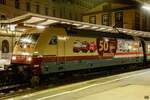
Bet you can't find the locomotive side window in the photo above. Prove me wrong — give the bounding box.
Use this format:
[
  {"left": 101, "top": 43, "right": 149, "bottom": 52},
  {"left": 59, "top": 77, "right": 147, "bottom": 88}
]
[{"left": 49, "top": 36, "right": 57, "bottom": 45}]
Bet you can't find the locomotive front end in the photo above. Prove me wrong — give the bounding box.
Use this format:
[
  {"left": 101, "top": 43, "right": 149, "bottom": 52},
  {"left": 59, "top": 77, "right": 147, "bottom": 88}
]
[{"left": 11, "top": 32, "right": 41, "bottom": 74}]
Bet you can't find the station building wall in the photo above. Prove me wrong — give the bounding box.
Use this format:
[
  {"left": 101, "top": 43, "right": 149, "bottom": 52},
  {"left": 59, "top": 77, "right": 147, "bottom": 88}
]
[{"left": 82, "top": 2, "right": 150, "bottom": 32}]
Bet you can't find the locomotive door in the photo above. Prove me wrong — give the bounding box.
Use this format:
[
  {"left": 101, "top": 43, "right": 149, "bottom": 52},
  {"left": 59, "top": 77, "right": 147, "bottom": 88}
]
[{"left": 57, "top": 36, "right": 66, "bottom": 70}]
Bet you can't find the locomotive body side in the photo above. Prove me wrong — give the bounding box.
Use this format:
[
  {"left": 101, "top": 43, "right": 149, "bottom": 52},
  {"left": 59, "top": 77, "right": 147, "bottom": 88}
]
[{"left": 34, "top": 27, "right": 144, "bottom": 75}]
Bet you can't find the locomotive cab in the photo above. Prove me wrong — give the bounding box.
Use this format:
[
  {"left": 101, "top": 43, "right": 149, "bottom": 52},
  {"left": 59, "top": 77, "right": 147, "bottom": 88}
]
[
  {"left": 11, "top": 32, "right": 40, "bottom": 65},
  {"left": 11, "top": 26, "right": 67, "bottom": 76}
]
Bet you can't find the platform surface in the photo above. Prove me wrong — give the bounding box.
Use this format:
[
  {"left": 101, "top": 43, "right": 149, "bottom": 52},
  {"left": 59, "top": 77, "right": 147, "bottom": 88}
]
[
  {"left": 77, "top": 85, "right": 150, "bottom": 100},
  {"left": 3, "top": 68, "right": 150, "bottom": 100}
]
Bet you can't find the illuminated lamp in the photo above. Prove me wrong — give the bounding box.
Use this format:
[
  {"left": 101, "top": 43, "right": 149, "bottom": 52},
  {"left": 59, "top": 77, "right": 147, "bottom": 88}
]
[
  {"left": 142, "top": 4, "right": 150, "bottom": 11},
  {"left": 27, "top": 57, "right": 32, "bottom": 62},
  {"left": 12, "top": 56, "right": 16, "bottom": 60},
  {"left": 36, "top": 25, "right": 45, "bottom": 29}
]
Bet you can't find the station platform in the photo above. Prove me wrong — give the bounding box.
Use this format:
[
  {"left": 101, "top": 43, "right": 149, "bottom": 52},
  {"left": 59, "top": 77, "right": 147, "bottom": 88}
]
[
  {"left": 78, "top": 85, "right": 150, "bottom": 100},
  {"left": 3, "top": 68, "right": 150, "bottom": 100}
]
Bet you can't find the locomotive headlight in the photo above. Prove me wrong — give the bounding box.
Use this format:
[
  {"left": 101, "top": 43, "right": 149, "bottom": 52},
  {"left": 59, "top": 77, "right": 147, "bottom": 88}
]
[
  {"left": 128, "top": 46, "right": 132, "bottom": 49},
  {"left": 27, "top": 57, "right": 32, "bottom": 62},
  {"left": 23, "top": 44, "right": 27, "bottom": 49},
  {"left": 12, "top": 56, "right": 16, "bottom": 60}
]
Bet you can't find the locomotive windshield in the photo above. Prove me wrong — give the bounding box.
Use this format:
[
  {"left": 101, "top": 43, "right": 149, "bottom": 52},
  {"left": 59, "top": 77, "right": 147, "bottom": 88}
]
[{"left": 19, "top": 33, "right": 40, "bottom": 44}]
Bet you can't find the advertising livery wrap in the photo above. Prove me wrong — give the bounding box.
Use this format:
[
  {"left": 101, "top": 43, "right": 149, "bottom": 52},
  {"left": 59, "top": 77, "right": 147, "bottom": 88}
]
[{"left": 97, "top": 37, "right": 117, "bottom": 58}]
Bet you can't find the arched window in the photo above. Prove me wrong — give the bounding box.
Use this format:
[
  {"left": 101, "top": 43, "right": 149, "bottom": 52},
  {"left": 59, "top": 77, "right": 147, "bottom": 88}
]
[
  {"left": 15, "top": 0, "right": 20, "bottom": 9},
  {"left": 0, "top": 0, "right": 6, "bottom": 5},
  {"left": 2, "top": 40, "right": 9, "bottom": 53},
  {"left": 1, "top": 15, "right": 6, "bottom": 20}
]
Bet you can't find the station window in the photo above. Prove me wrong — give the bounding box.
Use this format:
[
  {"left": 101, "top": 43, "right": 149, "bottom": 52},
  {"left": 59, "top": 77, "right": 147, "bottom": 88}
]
[
  {"left": 53, "top": 8, "right": 56, "bottom": 17},
  {"left": 1, "top": 15, "right": 6, "bottom": 20},
  {"left": 60, "top": 9, "right": 62, "bottom": 18},
  {"left": 135, "top": 11, "right": 140, "bottom": 30},
  {"left": 89, "top": 16, "right": 96, "bottom": 24},
  {"left": 102, "top": 4, "right": 109, "bottom": 11},
  {"left": 69, "top": 12, "right": 72, "bottom": 20},
  {"left": 52, "top": 0, "right": 56, "bottom": 2},
  {"left": 2, "top": 40, "right": 9, "bottom": 53},
  {"left": 26, "top": 2, "right": 31, "bottom": 11},
  {"left": 115, "top": 11, "right": 123, "bottom": 28},
  {"left": 141, "top": 14, "right": 147, "bottom": 31},
  {"left": 36, "top": 4, "right": 40, "bottom": 14},
  {"left": 102, "top": 14, "right": 109, "bottom": 26},
  {"left": 15, "top": 0, "right": 20, "bottom": 9},
  {"left": 45, "top": 7, "right": 48, "bottom": 15},
  {"left": 49, "top": 36, "right": 57, "bottom": 45},
  {"left": 0, "top": 0, "right": 6, "bottom": 5}
]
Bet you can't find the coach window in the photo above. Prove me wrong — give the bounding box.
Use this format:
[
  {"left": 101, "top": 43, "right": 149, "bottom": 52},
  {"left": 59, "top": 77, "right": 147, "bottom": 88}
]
[{"left": 49, "top": 36, "right": 57, "bottom": 45}]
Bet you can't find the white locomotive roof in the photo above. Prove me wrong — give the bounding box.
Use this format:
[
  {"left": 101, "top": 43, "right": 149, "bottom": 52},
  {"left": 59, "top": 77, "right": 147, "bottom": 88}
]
[{"left": 0, "top": 13, "right": 150, "bottom": 38}]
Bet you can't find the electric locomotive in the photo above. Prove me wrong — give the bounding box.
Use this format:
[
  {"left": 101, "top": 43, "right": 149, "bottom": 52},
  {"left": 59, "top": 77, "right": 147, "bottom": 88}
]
[
  {"left": 10, "top": 24, "right": 149, "bottom": 83},
  {"left": 1, "top": 13, "right": 148, "bottom": 84}
]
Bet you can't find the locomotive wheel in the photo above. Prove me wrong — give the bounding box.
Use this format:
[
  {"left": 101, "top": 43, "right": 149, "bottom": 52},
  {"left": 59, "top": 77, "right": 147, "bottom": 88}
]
[{"left": 30, "top": 76, "right": 40, "bottom": 87}]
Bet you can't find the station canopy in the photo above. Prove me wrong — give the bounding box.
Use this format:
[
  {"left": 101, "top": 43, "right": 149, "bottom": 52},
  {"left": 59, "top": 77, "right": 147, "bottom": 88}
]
[{"left": 0, "top": 13, "right": 150, "bottom": 38}]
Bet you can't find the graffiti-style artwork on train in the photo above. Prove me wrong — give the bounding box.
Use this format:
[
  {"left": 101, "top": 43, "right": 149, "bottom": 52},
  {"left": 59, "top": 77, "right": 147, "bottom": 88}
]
[
  {"left": 73, "top": 40, "right": 97, "bottom": 53},
  {"left": 89, "top": 42, "right": 97, "bottom": 52},
  {"left": 117, "top": 39, "right": 140, "bottom": 52},
  {"left": 97, "top": 37, "right": 117, "bottom": 58},
  {"left": 73, "top": 40, "right": 82, "bottom": 53},
  {"left": 118, "top": 39, "right": 130, "bottom": 52}
]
